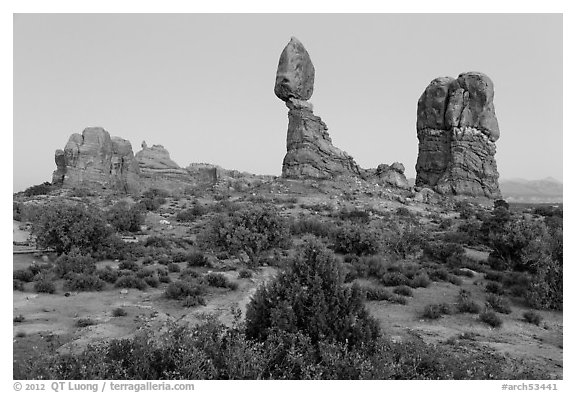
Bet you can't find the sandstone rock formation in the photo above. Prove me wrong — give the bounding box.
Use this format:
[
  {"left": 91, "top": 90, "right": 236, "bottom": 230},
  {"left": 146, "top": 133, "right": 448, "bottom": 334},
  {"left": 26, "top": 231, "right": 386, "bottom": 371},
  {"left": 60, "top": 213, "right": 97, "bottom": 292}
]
[
  {"left": 275, "top": 37, "right": 362, "bottom": 179},
  {"left": 416, "top": 72, "right": 501, "bottom": 198},
  {"left": 52, "top": 127, "right": 140, "bottom": 192}
]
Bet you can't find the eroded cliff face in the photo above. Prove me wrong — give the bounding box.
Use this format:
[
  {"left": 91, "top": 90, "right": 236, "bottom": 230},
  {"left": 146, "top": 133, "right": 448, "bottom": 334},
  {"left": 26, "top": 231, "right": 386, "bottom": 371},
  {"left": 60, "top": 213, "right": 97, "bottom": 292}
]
[
  {"left": 416, "top": 72, "right": 501, "bottom": 198},
  {"left": 52, "top": 127, "right": 140, "bottom": 192}
]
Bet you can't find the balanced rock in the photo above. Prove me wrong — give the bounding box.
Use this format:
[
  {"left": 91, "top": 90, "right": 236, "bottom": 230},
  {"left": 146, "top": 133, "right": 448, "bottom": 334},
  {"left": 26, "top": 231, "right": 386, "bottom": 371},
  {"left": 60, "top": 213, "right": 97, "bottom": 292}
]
[
  {"left": 274, "top": 37, "right": 315, "bottom": 101},
  {"left": 52, "top": 127, "right": 140, "bottom": 192},
  {"left": 276, "top": 38, "right": 361, "bottom": 179},
  {"left": 416, "top": 72, "right": 501, "bottom": 198}
]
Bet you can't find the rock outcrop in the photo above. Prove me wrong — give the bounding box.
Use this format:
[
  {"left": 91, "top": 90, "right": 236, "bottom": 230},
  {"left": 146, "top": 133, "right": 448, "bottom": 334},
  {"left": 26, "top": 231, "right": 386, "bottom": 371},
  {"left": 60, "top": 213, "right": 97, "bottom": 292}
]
[
  {"left": 52, "top": 127, "right": 140, "bottom": 192},
  {"left": 416, "top": 72, "right": 501, "bottom": 198},
  {"left": 276, "top": 37, "right": 361, "bottom": 179}
]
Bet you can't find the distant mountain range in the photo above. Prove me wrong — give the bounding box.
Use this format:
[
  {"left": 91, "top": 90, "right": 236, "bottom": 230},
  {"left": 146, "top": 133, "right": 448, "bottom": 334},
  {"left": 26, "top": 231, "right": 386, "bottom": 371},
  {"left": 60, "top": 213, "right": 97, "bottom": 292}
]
[
  {"left": 407, "top": 177, "right": 563, "bottom": 203},
  {"left": 499, "top": 177, "right": 563, "bottom": 203}
]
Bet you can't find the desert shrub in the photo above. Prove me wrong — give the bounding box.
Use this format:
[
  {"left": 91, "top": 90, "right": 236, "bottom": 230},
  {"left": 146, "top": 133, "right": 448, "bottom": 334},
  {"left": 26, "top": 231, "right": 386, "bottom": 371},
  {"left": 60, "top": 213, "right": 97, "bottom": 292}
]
[
  {"left": 447, "top": 274, "right": 462, "bottom": 286},
  {"left": 337, "top": 207, "right": 370, "bottom": 222},
  {"left": 390, "top": 294, "right": 408, "bottom": 305},
  {"left": 485, "top": 294, "right": 512, "bottom": 314},
  {"left": 187, "top": 252, "right": 208, "bottom": 267},
  {"left": 485, "top": 281, "right": 505, "bottom": 295},
  {"left": 114, "top": 275, "right": 147, "bottom": 290},
  {"left": 159, "top": 275, "right": 171, "bottom": 284},
  {"left": 144, "top": 236, "right": 170, "bottom": 249},
  {"left": 423, "top": 241, "right": 465, "bottom": 263},
  {"left": 23, "top": 182, "right": 55, "bottom": 197},
  {"left": 238, "top": 268, "right": 253, "bottom": 279},
  {"left": 182, "top": 295, "right": 207, "bottom": 308},
  {"left": 332, "top": 223, "right": 380, "bottom": 256},
  {"left": 14, "top": 269, "right": 35, "bottom": 283},
  {"left": 452, "top": 268, "right": 475, "bottom": 278},
  {"left": 175, "top": 204, "right": 207, "bottom": 222},
  {"left": 289, "top": 217, "right": 333, "bottom": 238},
  {"left": 393, "top": 285, "right": 413, "bottom": 297},
  {"left": 428, "top": 267, "right": 450, "bottom": 282},
  {"left": 135, "top": 268, "right": 155, "bottom": 278},
  {"left": 144, "top": 276, "right": 159, "bottom": 288},
  {"left": 200, "top": 205, "right": 290, "bottom": 264},
  {"left": 14, "top": 314, "right": 25, "bottom": 323},
  {"left": 54, "top": 251, "right": 96, "bottom": 277},
  {"left": 363, "top": 286, "right": 393, "bottom": 301},
  {"left": 485, "top": 271, "right": 505, "bottom": 282},
  {"left": 422, "top": 303, "right": 454, "bottom": 319},
  {"left": 479, "top": 310, "right": 503, "bottom": 328},
  {"left": 167, "top": 263, "right": 181, "bottom": 273},
  {"left": 106, "top": 202, "right": 146, "bottom": 233},
  {"left": 64, "top": 273, "right": 105, "bottom": 292},
  {"left": 34, "top": 279, "right": 56, "bottom": 294},
  {"left": 456, "top": 289, "right": 482, "bottom": 314},
  {"left": 380, "top": 272, "right": 409, "bottom": 287},
  {"left": 138, "top": 189, "right": 168, "bottom": 212},
  {"left": 165, "top": 280, "right": 206, "bottom": 300},
  {"left": 382, "top": 223, "right": 424, "bottom": 259},
  {"left": 118, "top": 260, "right": 139, "bottom": 272},
  {"left": 96, "top": 267, "right": 119, "bottom": 284},
  {"left": 204, "top": 272, "right": 237, "bottom": 290},
  {"left": 409, "top": 272, "right": 432, "bottom": 288},
  {"left": 454, "top": 201, "right": 477, "bottom": 220},
  {"left": 32, "top": 202, "right": 114, "bottom": 256},
  {"left": 112, "top": 308, "right": 127, "bottom": 317},
  {"left": 245, "top": 238, "right": 380, "bottom": 347},
  {"left": 179, "top": 268, "right": 201, "bottom": 280},
  {"left": 523, "top": 310, "right": 542, "bottom": 326},
  {"left": 524, "top": 258, "right": 563, "bottom": 311},
  {"left": 395, "top": 207, "right": 412, "bottom": 217},
  {"left": 76, "top": 318, "right": 97, "bottom": 328},
  {"left": 13, "top": 280, "right": 25, "bottom": 291}
]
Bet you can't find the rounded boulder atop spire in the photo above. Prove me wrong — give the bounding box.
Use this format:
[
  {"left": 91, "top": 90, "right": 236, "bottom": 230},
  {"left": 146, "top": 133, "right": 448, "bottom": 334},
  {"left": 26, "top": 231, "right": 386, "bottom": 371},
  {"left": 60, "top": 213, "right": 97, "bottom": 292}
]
[{"left": 274, "top": 37, "right": 315, "bottom": 101}]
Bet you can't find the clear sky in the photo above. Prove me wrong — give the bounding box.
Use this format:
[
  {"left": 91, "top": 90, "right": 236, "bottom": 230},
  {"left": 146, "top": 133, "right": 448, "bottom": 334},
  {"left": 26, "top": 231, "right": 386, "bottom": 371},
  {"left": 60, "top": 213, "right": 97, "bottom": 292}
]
[{"left": 13, "top": 13, "right": 562, "bottom": 191}]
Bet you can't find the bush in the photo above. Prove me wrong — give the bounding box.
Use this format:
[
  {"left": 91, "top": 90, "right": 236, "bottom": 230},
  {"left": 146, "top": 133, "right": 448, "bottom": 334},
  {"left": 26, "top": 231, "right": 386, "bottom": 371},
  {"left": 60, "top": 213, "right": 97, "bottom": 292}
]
[
  {"left": 382, "top": 223, "right": 424, "bottom": 259},
  {"left": 380, "top": 272, "right": 409, "bottom": 287},
  {"left": 422, "top": 303, "right": 454, "bottom": 319},
  {"left": 238, "top": 269, "right": 253, "bottom": 279},
  {"left": 96, "top": 267, "right": 119, "bottom": 284},
  {"left": 144, "top": 276, "right": 160, "bottom": 288},
  {"left": 523, "top": 310, "right": 542, "bottom": 326},
  {"left": 112, "top": 308, "right": 128, "bottom": 317},
  {"left": 179, "top": 268, "right": 201, "bottom": 280},
  {"left": 204, "top": 272, "right": 237, "bottom": 290},
  {"left": 118, "top": 260, "right": 139, "bottom": 272},
  {"left": 175, "top": 204, "right": 207, "bottom": 222},
  {"left": 167, "top": 263, "right": 181, "bottom": 273},
  {"left": 76, "top": 318, "right": 97, "bottom": 327},
  {"left": 13, "top": 280, "right": 25, "bottom": 291},
  {"left": 187, "top": 252, "right": 208, "bottom": 267},
  {"left": 32, "top": 202, "right": 114, "bottom": 255},
  {"left": 332, "top": 223, "right": 380, "bottom": 256},
  {"left": 200, "top": 205, "right": 290, "bottom": 264},
  {"left": 106, "top": 202, "right": 146, "bottom": 233},
  {"left": 479, "top": 310, "right": 503, "bottom": 328},
  {"left": 144, "top": 236, "right": 170, "bottom": 249},
  {"left": 54, "top": 251, "right": 96, "bottom": 277},
  {"left": 65, "top": 273, "right": 105, "bottom": 292},
  {"left": 23, "top": 182, "right": 54, "bottom": 197},
  {"left": 114, "top": 275, "right": 147, "bottom": 290},
  {"left": 14, "top": 314, "right": 25, "bottom": 323},
  {"left": 182, "top": 295, "right": 207, "bottom": 308},
  {"left": 485, "top": 294, "right": 512, "bottom": 314},
  {"left": 456, "top": 290, "right": 482, "bottom": 314},
  {"left": 409, "top": 272, "right": 432, "bottom": 288},
  {"left": 245, "top": 238, "right": 380, "bottom": 347},
  {"left": 14, "top": 269, "right": 35, "bottom": 283},
  {"left": 289, "top": 217, "right": 333, "bottom": 238},
  {"left": 428, "top": 268, "right": 450, "bottom": 282},
  {"left": 34, "top": 279, "right": 56, "bottom": 294},
  {"left": 485, "top": 281, "right": 505, "bottom": 295},
  {"left": 159, "top": 275, "right": 171, "bottom": 284},
  {"left": 393, "top": 285, "right": 413, "bottom": 297},
  {"left": 363, "top": 286, "right": 392, "bottom": 301},
  {"left": 423, "top": 241, "right": 465, "bottom": 263},
  {"left": 165, "top": 280, "right": 206, "bottom": 300}
]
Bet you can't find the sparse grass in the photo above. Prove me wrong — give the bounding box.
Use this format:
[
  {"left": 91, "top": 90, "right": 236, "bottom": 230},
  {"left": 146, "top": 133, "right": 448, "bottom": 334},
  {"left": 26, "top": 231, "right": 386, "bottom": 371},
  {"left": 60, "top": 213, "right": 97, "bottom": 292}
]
[
  {"left": 523, "top": 310, "right": 543, "bottom": 326},
  {"left": 479, "top": 310, "right": 503, "bottom": 328}
]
